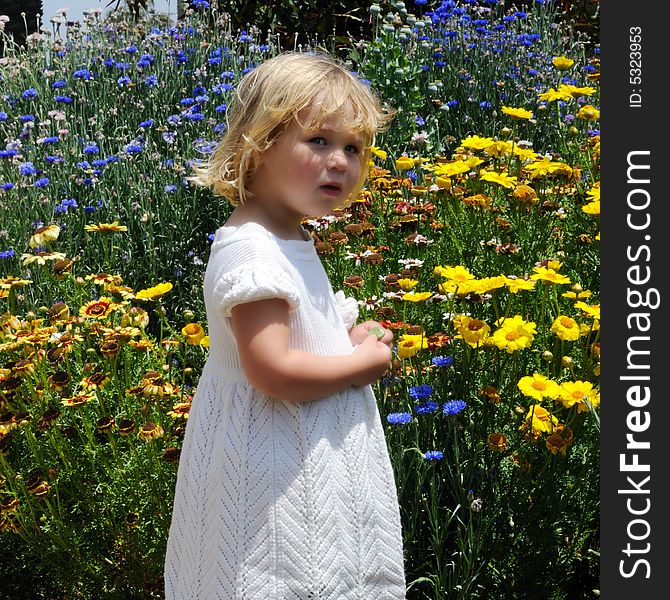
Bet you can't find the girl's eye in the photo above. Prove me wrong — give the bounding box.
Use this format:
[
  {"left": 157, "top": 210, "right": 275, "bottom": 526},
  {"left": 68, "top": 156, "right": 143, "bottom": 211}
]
[
  {"left": 310, "top": 137, "right": 327, "bottom": 145},
  {"left": 346, "top": 144, "right": 360, "bottom": 154}
]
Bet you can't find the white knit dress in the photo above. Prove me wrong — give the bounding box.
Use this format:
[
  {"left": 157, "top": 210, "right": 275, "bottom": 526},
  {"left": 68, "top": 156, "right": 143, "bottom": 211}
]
[{"left": 164, "top": 221, "right": 406, "bottom": 599}]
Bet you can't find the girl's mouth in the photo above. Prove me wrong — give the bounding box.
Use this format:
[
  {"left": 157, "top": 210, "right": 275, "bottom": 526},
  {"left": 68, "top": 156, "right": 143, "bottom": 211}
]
[{"left": 320, "top": 184, "right": 342, "bottom": 196}]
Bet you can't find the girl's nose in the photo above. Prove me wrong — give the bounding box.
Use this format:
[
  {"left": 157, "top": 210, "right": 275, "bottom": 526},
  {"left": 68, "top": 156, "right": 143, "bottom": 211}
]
[{"left": 327, "top": 149, "right": 348, "bottom": 171}]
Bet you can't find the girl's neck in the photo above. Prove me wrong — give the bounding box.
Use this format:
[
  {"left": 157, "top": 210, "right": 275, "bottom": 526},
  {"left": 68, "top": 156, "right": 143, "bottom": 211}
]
[{"left": 225, "top": 204, "right": 307, "bottom": 241}]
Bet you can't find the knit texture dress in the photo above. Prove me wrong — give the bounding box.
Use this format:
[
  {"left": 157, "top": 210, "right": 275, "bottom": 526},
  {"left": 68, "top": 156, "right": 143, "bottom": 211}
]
[{"left": 164, "top": 221, "right": 406, "bottom": 599}]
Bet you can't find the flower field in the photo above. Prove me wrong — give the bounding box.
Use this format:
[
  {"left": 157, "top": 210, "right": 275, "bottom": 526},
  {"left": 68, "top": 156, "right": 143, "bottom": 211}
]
[{"left": 0, "top": 1, "right": 600, "bottom": 598}]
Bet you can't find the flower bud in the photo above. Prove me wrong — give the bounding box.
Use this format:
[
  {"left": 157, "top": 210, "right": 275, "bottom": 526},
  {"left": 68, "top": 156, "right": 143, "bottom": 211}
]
[{"left": 542, "top": 350, "right": 553, "bottom": 361}]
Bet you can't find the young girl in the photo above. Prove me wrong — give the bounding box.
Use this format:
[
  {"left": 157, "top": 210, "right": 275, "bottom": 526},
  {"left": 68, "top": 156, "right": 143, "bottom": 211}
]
[{"left": 164, "top": 51, "right": 406, "bottom": 599}]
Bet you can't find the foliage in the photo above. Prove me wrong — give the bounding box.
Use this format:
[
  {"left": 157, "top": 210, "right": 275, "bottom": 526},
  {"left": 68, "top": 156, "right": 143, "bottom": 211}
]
[{"left": 0, "top": 1, "right": 600, "bottom": 598}]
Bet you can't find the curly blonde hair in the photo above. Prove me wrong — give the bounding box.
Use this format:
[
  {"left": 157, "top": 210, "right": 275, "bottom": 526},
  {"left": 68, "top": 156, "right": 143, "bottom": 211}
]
[{"left": 188, "top": 51, "right": 394, "bottom": 206}]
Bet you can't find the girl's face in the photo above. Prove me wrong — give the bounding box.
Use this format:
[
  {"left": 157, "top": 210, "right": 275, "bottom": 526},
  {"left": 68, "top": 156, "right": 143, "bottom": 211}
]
[{"left": 248, "top": 100, "right": 364, "bottom": 235}]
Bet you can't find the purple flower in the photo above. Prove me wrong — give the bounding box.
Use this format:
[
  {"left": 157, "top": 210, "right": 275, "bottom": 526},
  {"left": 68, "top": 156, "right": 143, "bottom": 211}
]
[{"left": 423, "top": 450, "right": 443, "bottom": 461}]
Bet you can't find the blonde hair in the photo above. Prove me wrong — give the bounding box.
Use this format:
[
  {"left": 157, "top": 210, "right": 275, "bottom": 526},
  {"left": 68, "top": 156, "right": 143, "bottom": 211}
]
[{"left": 188, "top": 51, "right": 394, "bottom": 206}]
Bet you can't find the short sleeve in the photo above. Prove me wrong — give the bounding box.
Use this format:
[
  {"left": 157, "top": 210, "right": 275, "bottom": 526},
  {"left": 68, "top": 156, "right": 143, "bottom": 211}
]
[
  {"left": 213, "top": 263, "right": 301, "bottom": 317},
  {"left": 333, "top": 290, "right": 359, "bottom": 331}
]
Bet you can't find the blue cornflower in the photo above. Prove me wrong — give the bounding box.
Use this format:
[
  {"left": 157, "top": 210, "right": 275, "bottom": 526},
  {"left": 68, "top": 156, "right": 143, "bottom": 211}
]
[
  {"left": 0, "top": 249, "right": 16, "bottom": 259},
  {"left": 443, "top": 400, "right": 467, "bottom": 416},
  {"left": 386, "top": 412, "right": 413, "bottom": 425},
  {"left": 124, "top": 142, "right": 143, "bottom": 153},
  {"left": 55, "top": 198, "right": 78, "bottom": 213},
  {"left": 214, "top": 122, "right": 226, "bottom": 135},
  {"left": 193, "top": 0, "right": 210, "bottom": 7},
  {"left": 1, "top": 182, "right": 14, "bottom": 190},
  {"left": 164, "top": 184, "right": 177, "bottom": 193},
  {"left": 51, "top": 79, "right": 67, "bottom": 89},
  {"left": 239, "top": 30, "right": 252, "bottom": 42},
  {"left": 55, "top": 95, "right": 73, "bottom": 103},
  {"left": 45, "top": 155, "right": 64, "bottom": 164},
  {"left": 167, "top": 115, "right": 182, "bottom": 126},
  {"left": 20, "top": 114, "right": 35, "bottom": 122},
  {"left": 432, "top": 355, "right": 454, "bottom": 368},
  {"left": 145, "top": 75, "right": 158, "bottom": 87},
  {"left": 34, "top": 177, "right": 50, "bottom": 188},
  {"left": 409, "top": 384, "right": 433, "bottom": 400},
  {"left": 41, "top": 136, "right": 60, "bottom": 144},
  {"left": 139, "top": 119, "right": 154, "bottom": 128},
  {"left": 137, "top": 55, "right": 153, "bottom": 68},
  {"left": 91, "top": 159, "right": 108, "bottom": 168},
  {"left": 446, "top": 99, "right": 458, "bottom": 107},
  {"left": 19, "top": 162, "right": 37, "bottom": 176},
  {"left": 207, "top": 232, "right": 216, "bottom": 242},
  {"left": 185, "top": 113, "right": 205, "bottom": 122},
  {"left": 162, "top": 131, "right": 177, "bottom": 144},
  {"left": 479, "top": 101, "right": 492, "bottom": 108},
  {"left": 124, "top": 45, "right": 138, "bottom": 54},
  {"left": 415, "top": 115, "right": 425, "bottom": 127},
  {"left": 83, "top": 142, "right": 99, "bottom": 154},
  {"left": 22, "top": 88, "right": 38, "bottom": 99},
  {"left": 0, "top": 112, "right": 7, "bottom": 121},
  {"left": 423, "top": 450, "right": 443, "bottom": 461},
  {"left": 414, "top": 402, "right": 439, "bottom": 415},
  {"left": 215, "top": 104, "right": 228, "bottom": 114},
  {"left": 117, "top": 75, "right": 132, "bottom": 87},
  {"left": 73, "top": 67, "right": 93, "bottom": 80},
  {"left": 212, "top": 82, "right": 234, "bottom": 95}
]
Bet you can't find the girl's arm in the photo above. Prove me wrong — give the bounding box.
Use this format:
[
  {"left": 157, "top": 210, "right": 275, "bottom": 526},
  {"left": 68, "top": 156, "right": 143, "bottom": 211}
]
[{"left": 231, "top": 298, "right": 392, "bottom": 403}]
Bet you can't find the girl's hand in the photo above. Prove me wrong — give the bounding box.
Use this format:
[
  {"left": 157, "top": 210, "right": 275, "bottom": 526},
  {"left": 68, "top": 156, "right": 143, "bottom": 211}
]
[
  {"left": 350, "top": 334, "right": 392, "bottom": 387},
  {"left": 349, "top": 320, "right": 394, "bottom": 349}
]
